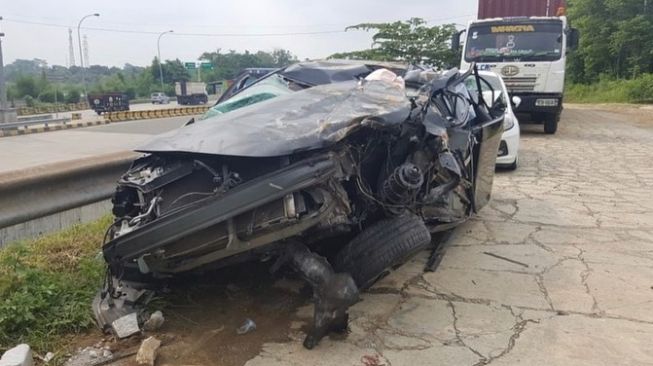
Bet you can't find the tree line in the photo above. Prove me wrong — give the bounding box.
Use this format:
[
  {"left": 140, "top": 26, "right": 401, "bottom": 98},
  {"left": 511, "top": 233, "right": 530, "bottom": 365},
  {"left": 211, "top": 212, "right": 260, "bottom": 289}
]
[
  {"left": 567, "top": 0, "right": 653, "bottom": 83},
  {"left": 4, "top": 49, "right": 299, "bottom": 106}
]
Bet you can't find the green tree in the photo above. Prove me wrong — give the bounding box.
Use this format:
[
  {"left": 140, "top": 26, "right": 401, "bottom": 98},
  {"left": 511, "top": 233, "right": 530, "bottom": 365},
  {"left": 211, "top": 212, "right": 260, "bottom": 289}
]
[
  {"left": 14, "top": 75, "right": 40, "bottom": 98},
  {"left": 568, "top": 0, "right": 653, "bottom": 81},
  {"left": 64, "top": 87, "right": 82, "bottom": 104},
  {"left": 329, "top": 18, "right": 458, "bottom": 67},
  {"left": 199, "top": 49, "right": 298, "bottom": 81},
  {"left": 150, "top": 58, "right": 191, "bottom": 86},
  {"left": 37, "top": 87, "right": 65, "bottom": 103}
]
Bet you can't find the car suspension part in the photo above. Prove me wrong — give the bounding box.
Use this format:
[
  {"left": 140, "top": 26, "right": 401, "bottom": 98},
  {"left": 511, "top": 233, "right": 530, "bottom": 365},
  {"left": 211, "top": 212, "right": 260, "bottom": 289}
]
[{"left": 272, "top": 242, "right": 359, "bottom": 349}]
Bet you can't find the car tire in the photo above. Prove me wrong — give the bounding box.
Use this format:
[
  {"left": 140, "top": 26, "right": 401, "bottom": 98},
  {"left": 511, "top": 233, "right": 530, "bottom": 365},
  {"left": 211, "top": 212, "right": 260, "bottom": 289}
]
[
  {"left": 333, "top": 214, "right": 431, "bottom": 290},
  {"left": 544, "top": 113, "right": 559, "bottom": 134}
]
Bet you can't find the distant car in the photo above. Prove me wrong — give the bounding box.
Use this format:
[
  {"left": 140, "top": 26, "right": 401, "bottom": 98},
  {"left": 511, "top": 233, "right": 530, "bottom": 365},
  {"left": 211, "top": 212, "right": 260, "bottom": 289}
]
[
  {"left": 465, "top": 71, "right": 521, "bottom": 170},
  {"left": 150, "top": 92, "right": 170, "bottom": 104}
]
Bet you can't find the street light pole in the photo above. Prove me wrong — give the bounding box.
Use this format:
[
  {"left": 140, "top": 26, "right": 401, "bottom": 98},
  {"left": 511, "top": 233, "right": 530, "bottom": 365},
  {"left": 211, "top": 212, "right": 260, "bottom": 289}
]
[
  {"left": 157, "top": 30, "right": 173, "bottom": 92},
  {"left": 0, "top": 31, "right": 6, "bottom": 112},
  {"left": 77, "top": 13, "right": 99, "bottom": 98},
  {"left": 0, "top": 16, "right": 16, "bottom": 123},
  {"left": 0, "top": 16, "right": 6, "bottom": 112}
]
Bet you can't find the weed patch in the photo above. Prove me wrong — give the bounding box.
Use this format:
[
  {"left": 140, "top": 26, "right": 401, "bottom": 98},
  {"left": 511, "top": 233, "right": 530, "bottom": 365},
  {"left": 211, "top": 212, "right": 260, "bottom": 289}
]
[
  {"left": 0, "top": 216, "right": 110, "bottom": 353},
  {"left": 566, "top": 74, "right": 653, "bottom": 104}
]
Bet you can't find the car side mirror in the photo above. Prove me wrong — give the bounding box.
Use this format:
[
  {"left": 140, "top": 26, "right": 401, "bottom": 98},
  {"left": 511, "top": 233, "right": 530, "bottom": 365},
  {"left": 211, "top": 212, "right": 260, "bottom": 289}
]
[
  {"left": 512, "top": 96, "right": 522, "bottom": 108},
  {"left": 451, "top": 30, "right": 464, "bottom": 53},
  {"left": 568, "top": 28, "right": 580, "bottom": 50},
  {"left": 184, "top": 117, "right": 195, "bottom": 126}
]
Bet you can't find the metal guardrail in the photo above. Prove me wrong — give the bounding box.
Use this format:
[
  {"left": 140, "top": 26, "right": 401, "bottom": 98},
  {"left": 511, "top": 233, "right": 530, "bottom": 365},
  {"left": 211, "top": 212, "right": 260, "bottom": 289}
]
[
  {"left": 18, "top": 114, "right": 54, "bottom": 122},
  {"left": 0, "top": 152, "right": 136, "bottom": 230},
  {"left": 0, "top": 117, "right": 72, "bottom": 130}
]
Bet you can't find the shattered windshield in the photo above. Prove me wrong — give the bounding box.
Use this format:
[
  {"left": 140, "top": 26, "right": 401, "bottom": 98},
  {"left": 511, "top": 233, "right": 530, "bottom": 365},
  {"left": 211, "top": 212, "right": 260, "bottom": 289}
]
[
  {"left": 465, "top": 22, "right": 563, "bottom": 62},
  {"left": 201, "top": 73, "right": 293, "bottom": 119}
]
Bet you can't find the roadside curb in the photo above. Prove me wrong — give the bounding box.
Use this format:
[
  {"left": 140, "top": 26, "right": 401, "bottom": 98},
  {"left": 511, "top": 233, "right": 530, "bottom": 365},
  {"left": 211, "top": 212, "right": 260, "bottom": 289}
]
[{"left": 0, "top": 119, "right": 111, "bottom": 137}]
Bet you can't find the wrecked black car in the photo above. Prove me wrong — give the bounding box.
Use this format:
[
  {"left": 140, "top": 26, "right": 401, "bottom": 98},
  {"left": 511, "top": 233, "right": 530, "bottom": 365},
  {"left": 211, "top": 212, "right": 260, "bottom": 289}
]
[{"left": 94, "top": 60, "right": 505, "bottom": 349}]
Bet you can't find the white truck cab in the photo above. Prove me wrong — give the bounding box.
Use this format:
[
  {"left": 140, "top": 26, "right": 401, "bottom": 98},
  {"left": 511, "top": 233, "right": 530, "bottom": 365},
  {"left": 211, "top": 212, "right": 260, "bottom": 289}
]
[{"left": 454, "top": 16, "right": 579, "bottom": 134}]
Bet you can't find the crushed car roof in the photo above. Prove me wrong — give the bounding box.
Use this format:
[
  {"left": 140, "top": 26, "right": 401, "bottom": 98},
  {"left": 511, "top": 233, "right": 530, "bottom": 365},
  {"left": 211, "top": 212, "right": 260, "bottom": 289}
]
[
  {"left": 138, "top": 78, "right": 411, "bottom": 157},
  {"left": 279, "top": 59, "right": 409, "bottom": 86}
]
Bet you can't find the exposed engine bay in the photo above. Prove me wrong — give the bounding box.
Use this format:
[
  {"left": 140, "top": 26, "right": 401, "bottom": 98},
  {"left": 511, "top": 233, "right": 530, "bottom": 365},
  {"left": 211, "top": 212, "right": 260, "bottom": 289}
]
[{"left": 94, "top": 60, "right": 505, "bottom": 349}]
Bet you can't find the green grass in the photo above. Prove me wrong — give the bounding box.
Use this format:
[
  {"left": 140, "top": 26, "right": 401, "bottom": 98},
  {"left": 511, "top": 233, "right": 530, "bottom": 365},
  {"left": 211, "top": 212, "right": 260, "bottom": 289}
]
[
  {"left": 0, "top": 216, "right": 111, "bottom": 354},
  {"left": 566, "top": 74, "right": 653, "bottom": 104}
]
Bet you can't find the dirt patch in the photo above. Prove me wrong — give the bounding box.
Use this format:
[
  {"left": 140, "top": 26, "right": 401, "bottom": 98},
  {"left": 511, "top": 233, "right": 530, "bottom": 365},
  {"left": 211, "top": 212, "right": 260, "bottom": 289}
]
[
  {"left": 566, "top": 103, "right": 653, "bottom": 129},
  {"left": 71, "top": 262, "right": 311, "bottom": 366}
]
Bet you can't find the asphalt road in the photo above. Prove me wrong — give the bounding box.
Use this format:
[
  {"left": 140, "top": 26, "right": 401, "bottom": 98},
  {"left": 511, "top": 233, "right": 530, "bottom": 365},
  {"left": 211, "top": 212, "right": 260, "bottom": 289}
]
[{"left": 0, "top": 115, "right": 192, "bottom": 174}]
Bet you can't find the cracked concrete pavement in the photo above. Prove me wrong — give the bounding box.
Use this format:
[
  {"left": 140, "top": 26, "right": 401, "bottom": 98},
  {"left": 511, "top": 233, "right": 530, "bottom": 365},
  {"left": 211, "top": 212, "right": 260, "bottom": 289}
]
[{"left": 244, "top": 105, "right": 653, "bottom": 366}]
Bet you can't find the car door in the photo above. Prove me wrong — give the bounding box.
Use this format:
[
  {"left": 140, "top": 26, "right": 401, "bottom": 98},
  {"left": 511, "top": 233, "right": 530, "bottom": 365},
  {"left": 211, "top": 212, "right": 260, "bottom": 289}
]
[{"left": 470, "top": 76, "right": 505, "bottom": 211}]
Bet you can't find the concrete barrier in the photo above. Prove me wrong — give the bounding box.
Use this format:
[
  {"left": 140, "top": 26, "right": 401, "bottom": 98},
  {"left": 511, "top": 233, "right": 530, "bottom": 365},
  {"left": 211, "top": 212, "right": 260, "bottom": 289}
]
[
  {"left": 1, "top": 105, "right": 209, "bottom": 138},
  {"left": 104, "top": 105, "right": 209, "bottom": 123},
  {"left": 17, "top": 102, "right": 90, "bottom": 116}
]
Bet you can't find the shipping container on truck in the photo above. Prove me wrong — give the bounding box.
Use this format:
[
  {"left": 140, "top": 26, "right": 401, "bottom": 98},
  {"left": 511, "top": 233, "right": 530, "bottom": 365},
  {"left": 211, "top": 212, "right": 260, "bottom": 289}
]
[
  {"left": 175, "top": 81, "right": 209, "bottom": 105},
  {"left": 453, "top": 0, "right": 579, "bottom": 134},
  {"left": 478, "top": 0, "right": 567, "bottom": 19}
]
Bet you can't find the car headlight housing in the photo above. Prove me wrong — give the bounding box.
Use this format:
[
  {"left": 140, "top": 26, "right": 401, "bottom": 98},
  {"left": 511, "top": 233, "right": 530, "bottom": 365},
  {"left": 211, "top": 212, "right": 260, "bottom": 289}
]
[{"left": 503, "top": 115, "right": 515, "bottom": 131}]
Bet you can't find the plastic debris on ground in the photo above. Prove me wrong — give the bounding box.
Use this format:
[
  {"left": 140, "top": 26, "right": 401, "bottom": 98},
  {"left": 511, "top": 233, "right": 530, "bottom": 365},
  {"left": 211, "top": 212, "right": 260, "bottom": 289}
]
[
  {"left": 236, "top": 318, "right": 257, "bottom": 335},
  {"left": 143, "top": 311, "right": 165, "bottom": 331}
]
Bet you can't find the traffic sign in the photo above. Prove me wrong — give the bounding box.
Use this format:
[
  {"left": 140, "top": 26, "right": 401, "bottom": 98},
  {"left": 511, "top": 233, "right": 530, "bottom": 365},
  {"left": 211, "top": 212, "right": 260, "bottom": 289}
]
[
  {"left": 184, "top": 62, "right": 197, "bottom": 69},
  {"left": 200, "top": 62, "right": 213, "bottom": 70}
]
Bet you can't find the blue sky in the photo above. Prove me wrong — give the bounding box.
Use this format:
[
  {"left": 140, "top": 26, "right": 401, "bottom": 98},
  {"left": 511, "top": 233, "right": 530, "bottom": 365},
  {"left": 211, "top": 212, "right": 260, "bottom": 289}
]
[{"left": 0, "top": 0, "right": 477, "bottom": 67}]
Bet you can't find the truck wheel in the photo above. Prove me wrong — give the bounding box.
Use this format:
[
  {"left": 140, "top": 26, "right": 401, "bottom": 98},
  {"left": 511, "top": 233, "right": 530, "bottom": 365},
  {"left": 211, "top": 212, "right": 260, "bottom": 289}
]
[
  {"left": 333, "top": 214, "right": 431, "bottom": 290},
  {"left": 544, "top": 113, "right": 559, "bottom": 134}
]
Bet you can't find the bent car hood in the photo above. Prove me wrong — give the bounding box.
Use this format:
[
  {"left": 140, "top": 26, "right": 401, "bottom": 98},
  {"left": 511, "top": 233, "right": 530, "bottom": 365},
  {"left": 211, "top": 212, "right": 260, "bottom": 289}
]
[{"left": 138, "top": 80, "right": 411, "bottom": 157}]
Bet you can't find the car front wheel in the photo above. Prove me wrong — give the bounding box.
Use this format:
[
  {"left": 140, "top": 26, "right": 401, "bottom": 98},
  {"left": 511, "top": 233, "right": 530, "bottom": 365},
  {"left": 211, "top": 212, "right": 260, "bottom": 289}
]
[{"left": 333, "top": 214, "right": 431, "bottom": 290}]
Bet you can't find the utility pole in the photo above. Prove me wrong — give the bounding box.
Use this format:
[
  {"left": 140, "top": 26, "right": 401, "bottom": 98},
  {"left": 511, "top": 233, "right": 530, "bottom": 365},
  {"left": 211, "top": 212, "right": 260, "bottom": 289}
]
[
  {"left": 157, "top": 30, "right": 173, "bottom": 92},
  {"left": 83, "top": 34, "right": 89, "bottom": 66},
  {"left": 0, "top": 17, "right": 17, "bottom": 123},
  {"left": 77, "top": 13, "right": 99, "bottom": 98}
]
